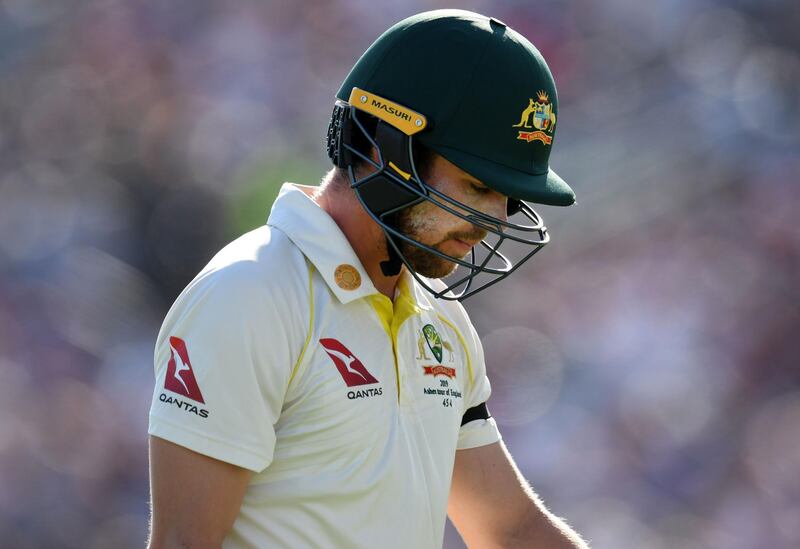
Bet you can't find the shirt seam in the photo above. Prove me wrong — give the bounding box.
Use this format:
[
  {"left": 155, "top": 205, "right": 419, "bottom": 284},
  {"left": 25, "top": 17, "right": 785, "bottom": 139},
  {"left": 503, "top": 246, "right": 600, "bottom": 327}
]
[
  {"left": 288, "top": 259, "right": 315, "bottom": 387},
  {"left": 435, "top": 313, "right": 474, "bottom": 386}
]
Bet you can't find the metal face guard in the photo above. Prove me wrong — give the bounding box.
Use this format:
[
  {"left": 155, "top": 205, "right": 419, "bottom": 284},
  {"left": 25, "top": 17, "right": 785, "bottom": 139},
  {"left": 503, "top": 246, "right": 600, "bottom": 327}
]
[{"left": 340, "top": 106, "right": 549, "bottom": 301}]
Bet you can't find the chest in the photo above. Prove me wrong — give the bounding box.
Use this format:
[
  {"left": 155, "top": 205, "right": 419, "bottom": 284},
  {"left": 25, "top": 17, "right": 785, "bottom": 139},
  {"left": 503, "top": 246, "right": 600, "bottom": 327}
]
[{"left": 275, "top": 298, "right": 471, "bottom": 459}]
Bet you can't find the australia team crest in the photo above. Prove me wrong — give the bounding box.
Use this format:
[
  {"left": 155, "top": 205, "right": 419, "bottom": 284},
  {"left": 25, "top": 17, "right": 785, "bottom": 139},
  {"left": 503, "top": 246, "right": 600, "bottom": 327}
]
[
  {"left": 512, "top": 90, "right": 556, "bottom": 145},
  {"left": 417, "top": 323, "right": 456, "bottom": 379}
]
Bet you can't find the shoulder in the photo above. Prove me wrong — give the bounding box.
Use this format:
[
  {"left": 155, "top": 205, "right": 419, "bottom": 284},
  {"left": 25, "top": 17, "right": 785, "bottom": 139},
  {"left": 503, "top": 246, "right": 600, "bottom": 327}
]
[
  {"left": 203, "top": 225, "right": 307, "bottom": 285},
  {"left": 166, "top": 226, "right": 311, "bottom": 326},
  {"left": 198, "top": 226, "right": 308, "bottom": 295}
]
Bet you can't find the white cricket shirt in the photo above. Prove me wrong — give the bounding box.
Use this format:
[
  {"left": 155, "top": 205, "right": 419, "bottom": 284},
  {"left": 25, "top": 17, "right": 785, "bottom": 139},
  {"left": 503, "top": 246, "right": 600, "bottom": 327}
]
[{"left": 148, "top": 183, "right": 501, "bottom": 548}]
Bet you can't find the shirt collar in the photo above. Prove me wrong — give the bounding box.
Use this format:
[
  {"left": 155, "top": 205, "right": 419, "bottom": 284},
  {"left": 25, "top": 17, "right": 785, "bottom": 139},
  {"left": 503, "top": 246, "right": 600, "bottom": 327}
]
[{"left": 267, "top": 183, "right": 381, "bottom": 304}]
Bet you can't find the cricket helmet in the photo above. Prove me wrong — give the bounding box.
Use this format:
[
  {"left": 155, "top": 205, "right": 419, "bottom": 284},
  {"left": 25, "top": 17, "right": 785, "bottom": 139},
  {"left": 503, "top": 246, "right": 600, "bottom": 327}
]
[{"left": 326, "top": 9, "right": 575, "bottom": 300}]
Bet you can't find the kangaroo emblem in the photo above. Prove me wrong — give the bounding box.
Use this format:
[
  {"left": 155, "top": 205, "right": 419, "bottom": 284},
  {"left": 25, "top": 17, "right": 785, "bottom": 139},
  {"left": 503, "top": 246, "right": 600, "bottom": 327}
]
[
  {"left": 416, "top": 334, "right": 431, "bottom": 360},
  {"left": 512, "top": 98, "right": 538, "bottom": 128},
  {"left": 442, "top": 341, "right": 455, "bottom": 363}
]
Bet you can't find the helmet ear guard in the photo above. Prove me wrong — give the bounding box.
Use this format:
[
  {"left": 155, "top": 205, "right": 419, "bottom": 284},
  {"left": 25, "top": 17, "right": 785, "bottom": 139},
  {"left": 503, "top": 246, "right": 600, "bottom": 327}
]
[
  {"left": 352, "top": 120, "right": 426, "bottom": 217},
  {"left": 327, "top": 101, "right": 426, "bottom": 217},
  {"left": 326, "top": 100, "right": 354, "bottom": 169}
]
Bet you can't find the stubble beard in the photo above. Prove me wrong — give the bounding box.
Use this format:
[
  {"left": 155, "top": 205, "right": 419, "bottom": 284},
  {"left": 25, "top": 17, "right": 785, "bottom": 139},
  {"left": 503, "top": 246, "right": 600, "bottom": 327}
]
[
  {"left": 393, "top": 204, "right": 483, "bottom": 279},
  {"left": 399, "top": 239, "right": 460, "bottom": 279}
]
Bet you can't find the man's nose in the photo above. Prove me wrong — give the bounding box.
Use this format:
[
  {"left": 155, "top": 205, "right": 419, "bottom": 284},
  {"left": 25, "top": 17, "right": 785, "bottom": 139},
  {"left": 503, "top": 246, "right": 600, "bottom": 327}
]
[
  {"left": 473, "top": 194, "right": 507, "bottom": 234},
  {"left": 491, "top": 194, "right": 508, "bottom": 225}
]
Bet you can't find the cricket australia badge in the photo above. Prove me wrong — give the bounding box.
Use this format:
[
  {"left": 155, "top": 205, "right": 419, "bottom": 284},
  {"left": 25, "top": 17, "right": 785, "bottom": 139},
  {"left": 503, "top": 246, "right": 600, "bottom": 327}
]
[
  {"left": 417, "top": 324, "right": 456, "bottom": 379},
  {"left": 512, "top": 90, "right": 556, "bottom": 145}
]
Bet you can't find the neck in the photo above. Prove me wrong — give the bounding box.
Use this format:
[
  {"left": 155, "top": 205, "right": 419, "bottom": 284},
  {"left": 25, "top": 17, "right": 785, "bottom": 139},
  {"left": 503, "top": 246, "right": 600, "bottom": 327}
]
[{"left": 315, "top": 169, "right": 402, "bottom": 299}]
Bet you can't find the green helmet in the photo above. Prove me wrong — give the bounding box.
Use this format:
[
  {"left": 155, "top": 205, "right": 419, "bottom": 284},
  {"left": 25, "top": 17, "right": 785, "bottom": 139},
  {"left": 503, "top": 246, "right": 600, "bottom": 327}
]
[{"left": 326, "top": 9, "right": 575, "bottom": 300}]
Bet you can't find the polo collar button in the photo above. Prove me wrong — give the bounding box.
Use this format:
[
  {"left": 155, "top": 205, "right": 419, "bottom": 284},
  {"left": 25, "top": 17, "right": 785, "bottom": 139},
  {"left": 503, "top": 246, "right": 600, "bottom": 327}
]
[{"left": 334, "top": 264, "right": 361, "bottom": 290}]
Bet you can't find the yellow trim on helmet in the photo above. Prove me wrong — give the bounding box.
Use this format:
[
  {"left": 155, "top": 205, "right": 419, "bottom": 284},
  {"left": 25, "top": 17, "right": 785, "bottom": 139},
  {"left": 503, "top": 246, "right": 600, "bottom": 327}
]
[
  {"left": 349, "top": 87, "right": 427, "bottom": 136},
  {"left": 388, "top": 161, "right": 412, "bottom": 181}
]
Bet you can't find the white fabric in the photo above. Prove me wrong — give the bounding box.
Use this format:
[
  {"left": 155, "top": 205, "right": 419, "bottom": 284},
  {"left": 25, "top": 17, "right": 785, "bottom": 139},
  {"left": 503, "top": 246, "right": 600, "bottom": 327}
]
[{"left": 148, "top": 183, "right": 501, "bottom": 549}]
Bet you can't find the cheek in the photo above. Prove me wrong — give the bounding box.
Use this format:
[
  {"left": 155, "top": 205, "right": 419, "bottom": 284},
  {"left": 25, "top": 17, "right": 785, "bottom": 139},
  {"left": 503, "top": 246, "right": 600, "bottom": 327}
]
[
  {"left": 402, "top": 195, "right": 485, "bottom": 245},
  {"left": 404, "top": 207, "right": 448, "bottom": 243},
  {"left": 403, "top": 205, "right": 434, "bottom": 233}
]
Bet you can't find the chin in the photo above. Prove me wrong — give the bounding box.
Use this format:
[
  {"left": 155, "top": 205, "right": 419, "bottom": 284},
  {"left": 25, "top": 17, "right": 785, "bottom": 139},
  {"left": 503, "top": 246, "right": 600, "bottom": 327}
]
[
  {"left": 410, "top": 256, "right": 459, "bottom": 279},
  {"left": 400, "top": 242, "right": 461, "bottom": 279}
]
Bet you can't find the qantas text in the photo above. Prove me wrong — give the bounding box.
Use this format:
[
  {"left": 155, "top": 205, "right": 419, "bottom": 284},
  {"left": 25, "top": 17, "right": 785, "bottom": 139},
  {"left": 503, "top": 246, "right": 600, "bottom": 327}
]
[
  {"left": 347, "top": 387, "right": 383, "bottom": 400},
  {"left": 159, "top": 392, "right": 210, "bottom": 418}
]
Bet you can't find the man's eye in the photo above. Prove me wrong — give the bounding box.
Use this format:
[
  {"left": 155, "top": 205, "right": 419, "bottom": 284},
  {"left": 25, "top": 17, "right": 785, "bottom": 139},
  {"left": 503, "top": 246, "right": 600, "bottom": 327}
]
[{"left": 471, "top": 183, "right": 490, "bottom": 194}]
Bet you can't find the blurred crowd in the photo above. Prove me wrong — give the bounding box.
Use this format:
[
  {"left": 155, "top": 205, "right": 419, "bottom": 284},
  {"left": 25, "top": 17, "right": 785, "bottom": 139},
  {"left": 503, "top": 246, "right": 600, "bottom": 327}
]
[{"left": 0, "top": 0, "right": 797, "bottom": 547}]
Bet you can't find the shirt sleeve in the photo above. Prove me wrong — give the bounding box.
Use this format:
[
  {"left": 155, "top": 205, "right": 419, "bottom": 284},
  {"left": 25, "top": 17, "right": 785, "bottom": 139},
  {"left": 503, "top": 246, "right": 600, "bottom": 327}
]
[
  {"left": 148, "top": 258, "right": 308, "bottom": 472},
  {"left": 456, "top": 316, "right": 501, "bottom": 451}
]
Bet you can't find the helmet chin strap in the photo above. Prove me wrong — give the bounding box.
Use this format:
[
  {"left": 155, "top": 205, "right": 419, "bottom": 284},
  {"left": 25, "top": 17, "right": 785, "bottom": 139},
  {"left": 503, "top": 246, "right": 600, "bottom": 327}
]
[
  {"left": 378, "top": 209, "right": 404, "bottom": 276},
  {"left": 380, "top": 234, "right": 404, "bottom": 276}
]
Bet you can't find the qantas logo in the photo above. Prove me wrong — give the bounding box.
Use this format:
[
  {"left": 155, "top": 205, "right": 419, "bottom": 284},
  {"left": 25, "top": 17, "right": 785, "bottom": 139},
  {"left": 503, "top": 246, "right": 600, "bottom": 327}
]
[
  {"left": 164, "top": 336, "right": 205, "bottom": 403},
  {"left": 320, "top": 338, "right": 378, "bottom": 387}
]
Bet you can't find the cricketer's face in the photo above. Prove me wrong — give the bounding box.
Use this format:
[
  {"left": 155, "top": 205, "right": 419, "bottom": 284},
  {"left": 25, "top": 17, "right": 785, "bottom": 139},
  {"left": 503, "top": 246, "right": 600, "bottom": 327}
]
[{"left": 396, "top": 154, "right": 508, "bottom": 279}]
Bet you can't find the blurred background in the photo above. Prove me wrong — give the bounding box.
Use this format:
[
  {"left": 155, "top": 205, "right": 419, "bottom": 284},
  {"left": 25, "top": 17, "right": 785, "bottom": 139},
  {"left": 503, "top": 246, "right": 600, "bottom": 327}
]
[{"left": 0, "top": 0, "right": 798, "bottom": 547}]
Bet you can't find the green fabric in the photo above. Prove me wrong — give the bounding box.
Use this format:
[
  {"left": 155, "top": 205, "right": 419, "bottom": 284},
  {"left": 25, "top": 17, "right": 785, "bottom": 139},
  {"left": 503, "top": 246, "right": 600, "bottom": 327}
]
[{"left": 337, "top": 9, "right": 575, "bottom": 206}]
